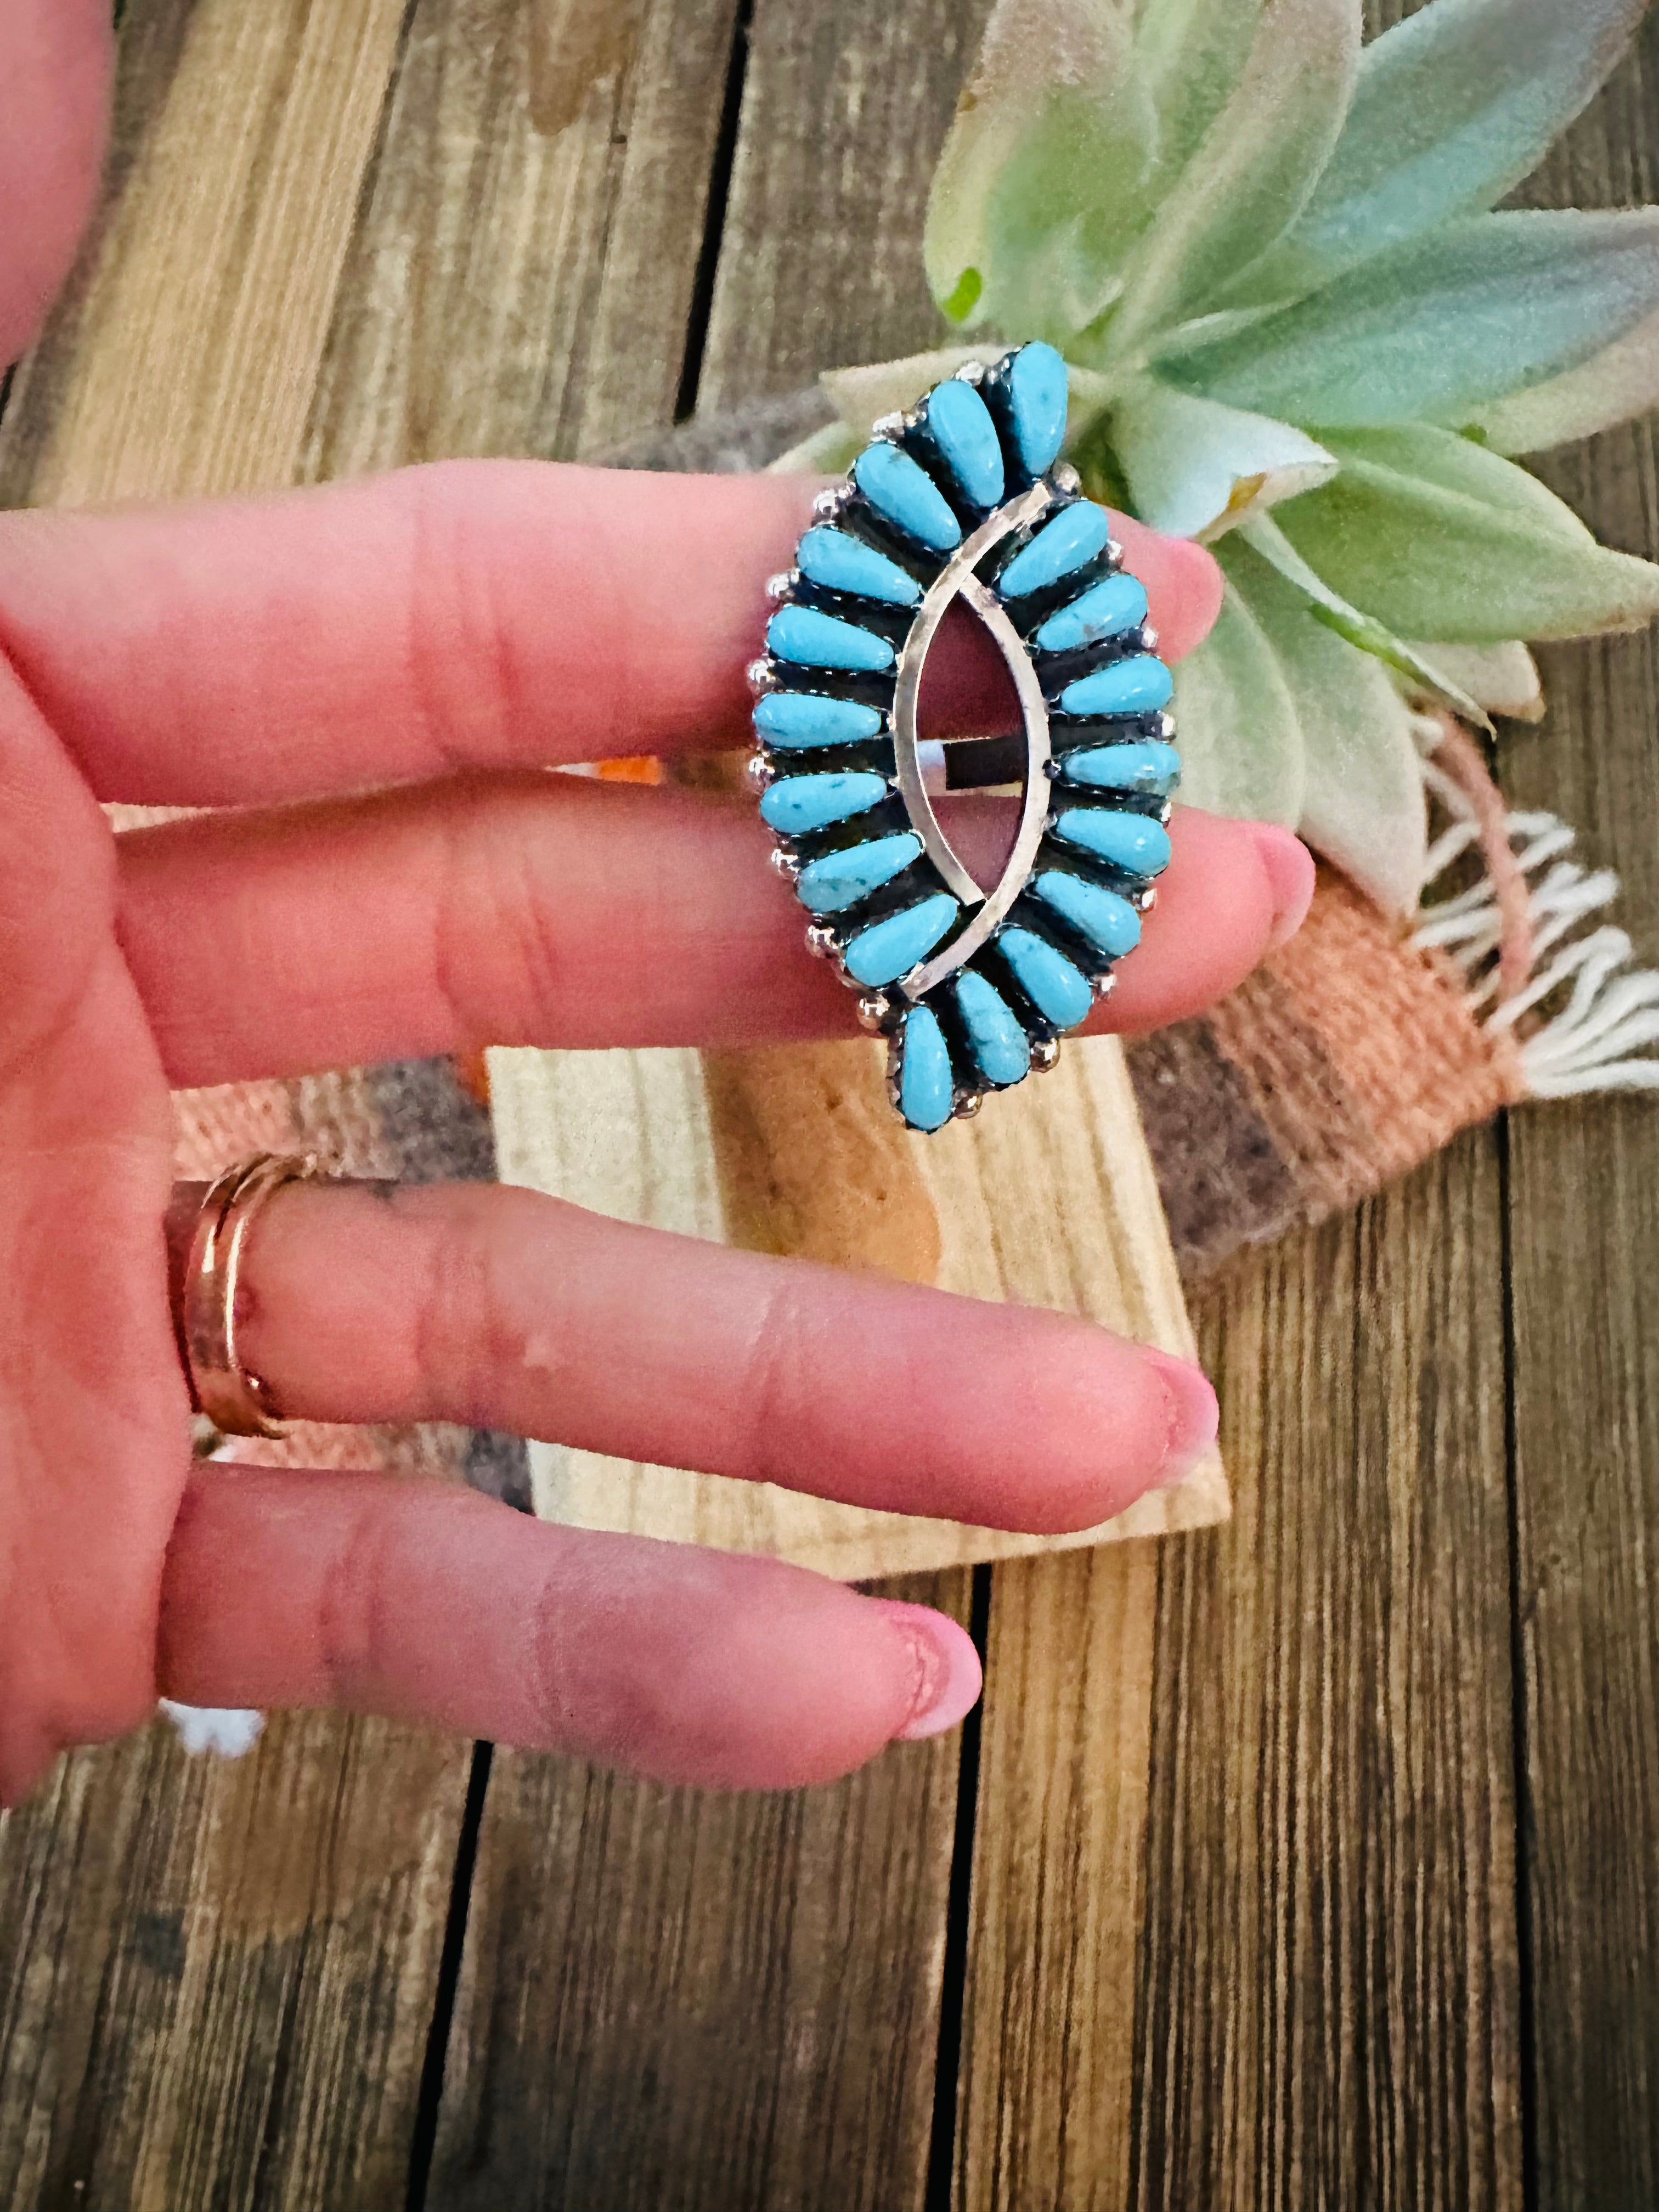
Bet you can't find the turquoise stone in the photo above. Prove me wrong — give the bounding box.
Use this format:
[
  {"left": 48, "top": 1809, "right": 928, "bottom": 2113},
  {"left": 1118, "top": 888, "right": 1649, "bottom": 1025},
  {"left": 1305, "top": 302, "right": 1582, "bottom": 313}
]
[
  {"left": 759, "top": 770, "right": 888, "bottom": 834},
  {"left": 898, "top": 1006, "right": 955, "bottom": 1132},
  {"left": 797, "top": 526, "right": 922, "bottom": 607},
  {"left": 797, "top": 831, "right": 922, "bottom": 914},
  {"left": 1034, "top": 869, "right": 1142, "bottom": 957},
  {"left": 998, "top": 927, "right": 1093, "bottom": 1029},
  {"left": 996, "top": 502, "right": 1112, "bottom": 599},
  {"left": 844, "top": 893, "right": 958, "bottom": 986},
  {"left": 853, "top": 441, "right": 963, "bottom": 552},
  {"left": 1062, "top": 738, "right": 1182, "bottom": 793},
  {"left": 955, "top": 971, "right": 1031, "bottom": 1087},
  {"left": 1006, "top": 341, "right": 1069, "bottom": 476},
  {"left": 754, "top": 691, "right": 884, "bottom": 749},
  {"left": 1034, "top": 573, "right": 1148, "bottom": 653},
  {"left": 768, "top": 603, "right": 894, "bottom": 672},
  {"left": 925, "top": 379, "right": 1005, "bottom": 509},
  {"left": 1051, "top": 807, "right": 1172, "bottom": 875},
  {"left": 1058, "top": 654, "right": 1173, "bottom": 719}
]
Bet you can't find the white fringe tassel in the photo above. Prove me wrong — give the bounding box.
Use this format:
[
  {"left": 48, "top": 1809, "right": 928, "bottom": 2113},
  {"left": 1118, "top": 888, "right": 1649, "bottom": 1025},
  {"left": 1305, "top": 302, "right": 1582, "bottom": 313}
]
[{"left": 1413, "top": 758, "right": 1659, "bottom": 1098}]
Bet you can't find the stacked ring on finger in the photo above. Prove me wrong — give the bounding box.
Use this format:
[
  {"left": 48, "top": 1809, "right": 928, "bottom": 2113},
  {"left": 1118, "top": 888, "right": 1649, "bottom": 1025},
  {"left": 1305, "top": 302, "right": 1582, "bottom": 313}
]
[
  {"left": 748, "top": 341, "right": 1180, "bottom": 1133},
  {"left": 182, "top": 1152, "right": 324, "bottom": 1437}
]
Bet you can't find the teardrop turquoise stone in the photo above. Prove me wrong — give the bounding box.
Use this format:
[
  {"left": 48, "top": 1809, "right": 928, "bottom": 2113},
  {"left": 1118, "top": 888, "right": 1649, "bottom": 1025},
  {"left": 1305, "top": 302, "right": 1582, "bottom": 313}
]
[
  {"left": 898, "top": 1006, "right": 955, "bottom": 1132},
  {"left": 998, "top": 927, "right": 1093, "bottom": 1029},
  {"left": 1006, "top": 342, "right": 1069, "bottom": 476},
  {"left": 754, "top": 691, "right": 885, "bottom": 749},
  {"left": 1051, "top": 809, "right": 1172, "bottom": 876},
  {"left": 955, "top": 971, "right": 1031, "bottom": 1086},
  {"left": 759, "top": 770, "right": 888, "bottom": 834},
  {"left": 797, "top": 831, "right": 922, "bottom": 914},
  {"left": 1033, "top": 870, "right": 1142, "bottom": 957},
  {"left": 797, "top": 526, "right": 922, "bottom": 606},
  {"left": 768, "top": 603, "right": 894, "bottom": 672},
  {"left": 1062, "top": 738, "right": 1182, "bottom": 793},
  {"left": 996, "top": 502, "right": 1112, "bottom": 599},
  {"left": 1034, "top": 573, "right": 1148, "bottom": 653},
  {"left": 853, "top": 441, "right": 963, "bottom": 552},
  {"left": 844, "top": 893, "right": 959, "bottom": 986},
  {"left": 924, "top": 379, "right": 1005, "bottom": 509},
  {"left": 1058, "top": 654, "right": 1173, "bottom": 719}
]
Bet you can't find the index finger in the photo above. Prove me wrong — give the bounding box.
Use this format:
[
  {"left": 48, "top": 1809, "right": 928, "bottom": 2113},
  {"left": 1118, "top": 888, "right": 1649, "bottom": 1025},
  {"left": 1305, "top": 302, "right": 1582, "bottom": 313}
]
[{"left": 0, "top": 461, "right": 1223, "bottom": 806}]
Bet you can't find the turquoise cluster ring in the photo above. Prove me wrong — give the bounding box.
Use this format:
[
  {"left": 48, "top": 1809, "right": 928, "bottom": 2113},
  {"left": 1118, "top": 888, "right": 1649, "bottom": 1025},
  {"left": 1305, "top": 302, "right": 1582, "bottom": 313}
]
[{"left": 747, "top": 341, "right": 1179, "bottom": 1133}]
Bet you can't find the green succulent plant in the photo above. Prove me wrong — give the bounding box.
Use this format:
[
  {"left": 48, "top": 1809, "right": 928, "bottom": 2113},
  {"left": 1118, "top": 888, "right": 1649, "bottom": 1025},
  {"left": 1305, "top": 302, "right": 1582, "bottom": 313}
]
[{"left": 778, "top": 0, "right": 1659, "bottom": 912}]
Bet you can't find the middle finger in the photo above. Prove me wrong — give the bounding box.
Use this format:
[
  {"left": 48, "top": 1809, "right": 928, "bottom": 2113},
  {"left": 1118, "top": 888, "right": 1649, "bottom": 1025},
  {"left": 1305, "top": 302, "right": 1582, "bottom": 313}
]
[{"left": 117, "top": 775, "right": 1313, "bottom": 1086}]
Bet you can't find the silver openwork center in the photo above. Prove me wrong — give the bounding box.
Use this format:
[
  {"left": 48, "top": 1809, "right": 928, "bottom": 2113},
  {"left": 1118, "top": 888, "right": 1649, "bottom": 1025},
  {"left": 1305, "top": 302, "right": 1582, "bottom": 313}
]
[{"left": 889, "top": 478, "right": 1057, "bottom": 1002}]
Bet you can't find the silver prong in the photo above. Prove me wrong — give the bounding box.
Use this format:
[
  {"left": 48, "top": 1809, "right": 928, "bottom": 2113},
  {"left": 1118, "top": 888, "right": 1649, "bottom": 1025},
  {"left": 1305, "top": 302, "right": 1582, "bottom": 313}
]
[
  {"left": 746, "top": 752, "right": 777, "bottom": 793},
  {"left": 855, "top": 992, "right": 893, "bottom": 1034},
  {"left": 1158, "top": 798, "right": 1173, "bottom": 825},
  {"left": 812, "top": 487, "right": 849, "bottom": 521},
  {"left": 765, "top": 569, "right": 799, "bottom": 604},
  {"left": 1030, "top": 1036, "right": 1061, "bottom": 1073},
  {"left": 771, "top": 847, "right": 802, "bottom": 883},
  {"left": 1049, "top": 460, "right": 1081, "bottom": 495},
  {"left": 954, "top": 359, "right": 987, "bottom": 384},
  {"left": 1138, "top": 622, "right": 1160, "bottom": 654},
  {"left": 747, "top": 657, "right": 778, "bottom": 696},
  {"left": 1154, "top": 711, "right": 1176, "bottom": 741},
  {"left": 1107, "top": 538, "right": 1125, "bottom": 565},
  {"left": 805, "top": 923, "right": 839, "bottom": 961},
  {"left": 871, "top": 410, "right": 907, "bottom": 439},
  {"left": 1093, "top": 970, "right": 1116, "bottom": 1004},
  {"left": 952, "top": 1092, "right": 983, "bottom": 1119},
  {"left": 1135, "top": 885, "right": 1158, "bottom": 914}
]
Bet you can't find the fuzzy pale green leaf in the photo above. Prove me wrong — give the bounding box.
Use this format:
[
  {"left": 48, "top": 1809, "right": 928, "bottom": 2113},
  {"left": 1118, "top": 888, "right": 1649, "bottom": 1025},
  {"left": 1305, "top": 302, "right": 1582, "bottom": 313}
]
[
  {"left": 1223, "top": 537, "right": 1427, "bottom": 912},
  {"left": 1131, "top": 0, "right": 1263, "bottom": 183},
  {"left": 1169, "top": 578, "right": 1307, "bottom": 827},
  {"left": 1240, "top": 511, "right": 1494, "bottom": 726},
  {"left": 766, "top": 420, "right": 863, "bottom": 476},
  {"left": 1110, "top": 379, "right": 1338, "bottom": 539},
  {"left": 817, "top": 347, "right": 1113, "bottom": 445},
  {"left": 923, "top": 0, "right": 1158, "bottom": 341},
  {"left": 1271, "top": 422, "right": 1659, "bottom": 641},
  {"left": 1399, "top": 639, "right": 1544, "bottom": 720},
  {"left": 1471, "top": 304, "right": 1659, "bottom": 454},
  {"left": 1165, "top": 209, "right": 1659, "bottom": 428},
  {"left": 1098, "top": 0, "right": 1359, "bottom": 360},
  {"left": 1233, "top": 0, "right": 1650, "bottom": 301}
]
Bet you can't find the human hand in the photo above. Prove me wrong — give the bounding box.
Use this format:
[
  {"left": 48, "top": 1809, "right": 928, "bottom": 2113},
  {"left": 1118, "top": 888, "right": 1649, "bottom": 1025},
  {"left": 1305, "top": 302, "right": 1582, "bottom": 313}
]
[{"left": 0, "top": 3, "right": 1314, "bottom": 1803}]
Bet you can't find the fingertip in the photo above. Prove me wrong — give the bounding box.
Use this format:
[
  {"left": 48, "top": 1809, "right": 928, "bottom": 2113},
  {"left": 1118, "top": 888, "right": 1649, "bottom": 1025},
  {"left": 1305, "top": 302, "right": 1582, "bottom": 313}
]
[
  {"left": 1247, "top": 822, "right": 1317, "bottom": 950},
  {"left": 870, "top": 1601, "right": 983, "bottom": 1741},
  {"left": 1112, "top": 518, "right": 1224, "bottom": 662}
]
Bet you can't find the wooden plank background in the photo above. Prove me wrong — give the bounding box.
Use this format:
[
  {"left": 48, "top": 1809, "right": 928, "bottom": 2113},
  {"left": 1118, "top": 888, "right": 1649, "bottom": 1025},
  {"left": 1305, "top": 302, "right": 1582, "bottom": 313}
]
[{"left": 0, "top": 1, "right": 1656, "bottom": 2207}]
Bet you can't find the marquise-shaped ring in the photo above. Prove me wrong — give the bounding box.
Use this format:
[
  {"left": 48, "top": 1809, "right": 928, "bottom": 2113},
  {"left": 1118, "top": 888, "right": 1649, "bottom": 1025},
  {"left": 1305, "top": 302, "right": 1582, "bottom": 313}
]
[{"left": 748, "top": 340, "right": 1180, "bottom": 1133}]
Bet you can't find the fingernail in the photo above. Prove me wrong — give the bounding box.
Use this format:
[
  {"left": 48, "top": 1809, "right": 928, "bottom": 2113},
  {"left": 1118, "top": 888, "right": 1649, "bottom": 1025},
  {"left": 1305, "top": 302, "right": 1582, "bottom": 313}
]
[
  {"left": 1142, "top": 1346, "right": 1220, "bottom": 1486},
  {"left": 1249, "top": 823, "right": 1316, "bottom": 950},
  {"left": 873, "top": 1601, "right": 984, "bottom": 1741}
]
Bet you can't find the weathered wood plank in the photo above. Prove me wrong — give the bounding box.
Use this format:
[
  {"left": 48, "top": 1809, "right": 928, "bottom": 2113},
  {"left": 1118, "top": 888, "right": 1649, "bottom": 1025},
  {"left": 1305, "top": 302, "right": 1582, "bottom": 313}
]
[
  {"left": 1124, "top": 1144, "right": 1522, "bottom": 2211},
  {"left": 1502, "top": 15, "right": 1659, "bottom": 2200}
]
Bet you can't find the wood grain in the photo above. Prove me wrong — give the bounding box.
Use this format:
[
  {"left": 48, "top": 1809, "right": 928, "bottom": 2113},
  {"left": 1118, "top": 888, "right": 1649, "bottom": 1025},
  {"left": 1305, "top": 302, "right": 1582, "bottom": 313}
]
[{"left": 1500, "top": 14, "right": 1659, "bottom": 2200}]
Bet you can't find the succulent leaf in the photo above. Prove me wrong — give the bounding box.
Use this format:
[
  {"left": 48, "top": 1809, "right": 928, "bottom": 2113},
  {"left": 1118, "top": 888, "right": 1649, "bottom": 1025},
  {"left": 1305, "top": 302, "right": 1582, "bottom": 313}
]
[
  {"left": 1232, "top": 0, "right": 1651, "bottom": 302},
  {"left": 1169, "top": 576, "right": 1307, "bottom": 828},
  {"left": 1098, "top": 0, "right": 1359, "bottom": 361},
  {"left": 1222, "top": 537, "right": 1427, "bottom": 914},
  {"left": 1241, "top": 510, "right": 1493, "bottom": 725},
  {"left": 1471, "top": 304, "right": 1659, "bottom": 454},
  {"left": 1271, "top": 423, "right": 1659, "bottom": 641},
  {"left": 1110, "top": 379, "right": 1338, "bottom": 540},
  {"left": 1398, "top": 638, "right": 1545, "bottom": 721},
  {"left": 766, "top": 420, "right": 863, "bottom": 476},
  {"left": 923, "top": 0, "right": 1159, "bottom": 342},
  {"left": 1164, "top": 208, "right": 1659, "bottom": 428},
  {"left": 1131, "top": 0, "right": 1264, "bottom": 183}
]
